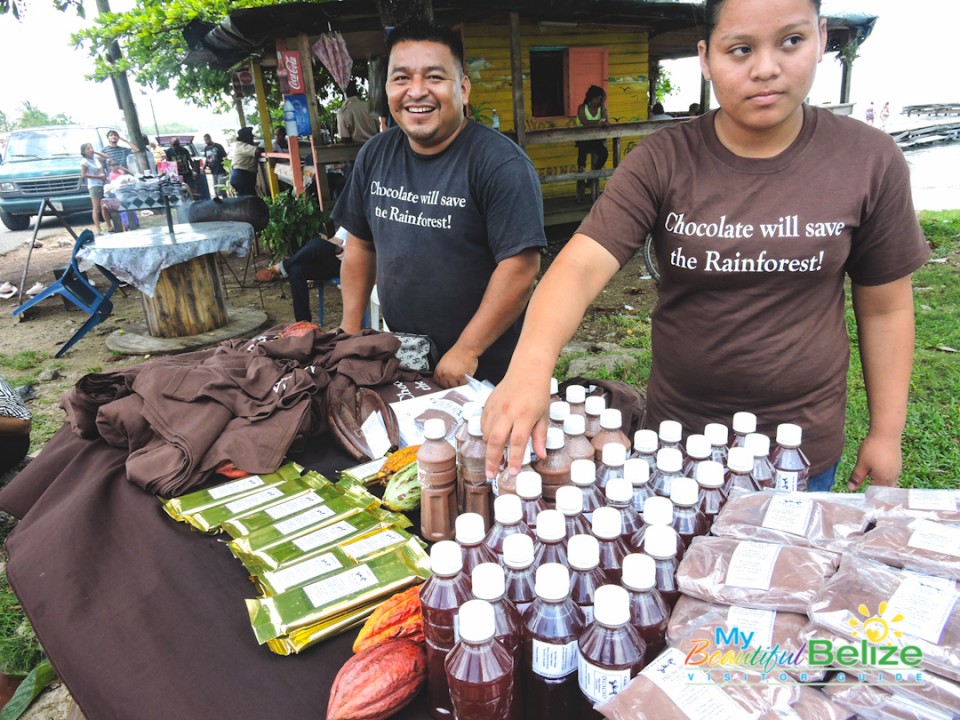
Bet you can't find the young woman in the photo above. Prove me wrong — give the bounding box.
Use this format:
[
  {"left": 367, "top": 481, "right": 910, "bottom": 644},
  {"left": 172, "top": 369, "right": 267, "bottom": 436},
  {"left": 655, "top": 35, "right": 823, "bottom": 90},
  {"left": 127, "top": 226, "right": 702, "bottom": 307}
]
[
  {"left": 483, "top": 0, "right": 929, "bottom": 493},
  {"left": 79, "top": 143, "right": 110, "bottom": 234},
  {"left": 230, "top": 127, "right": 263, "bottom": 197},
  {"left": 575, "top": 85, "right": 610, "bottom": 202}
]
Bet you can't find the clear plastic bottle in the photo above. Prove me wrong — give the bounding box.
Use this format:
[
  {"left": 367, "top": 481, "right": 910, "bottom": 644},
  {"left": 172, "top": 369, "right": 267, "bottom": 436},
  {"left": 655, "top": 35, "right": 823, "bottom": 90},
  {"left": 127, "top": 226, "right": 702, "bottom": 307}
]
[
  {"left": 591, "top": 409, "right": 632, "bottom": 463},
  {"left": 548, "top": 401, "right": 571, "bottom": 432},
  {"left": 494, "top": 447, "right": 532, "bottom": 497},
  {"left": 503, "top": 533, "right": 537, "bottom": 616},
  {"left": 565, "top": 385, "right": 587, "bottom": 420},
  {"left": 620, "top": 553, "right": 669, "bottom": 664},
  {"left": 623, "top": 458, "right": 653, "bottom": 513},
  {"left": 516, "top": 470, "right": 549, "bottom": 531},
  {"left": 584, "top": 395, "right": 606, "bottom": 440},
  {"left": 521, "top": 564, "right": 585, "bottom": 720},
  {"left": 470, "top": 563, "right": 523, "bottom": 720},
  {"left": 704, "top": 422, "right": 730, "bottom": 466},
  {"left": 460, "top": 416, "right": 492, "bottom": 528},
  {"left": 457, "top": 512, "right": 498, "bottom": 577},
  {"left": 533, "top": 509, "right": 568, "bottom": 570},
  {"left": 642, "top": 524, "right": 681, "bottom": 608},
  {"left": 669, "top": 477, "right": 709, "bottom": 547},
  {"left": 595, "top": 443, "right": 627, "bottom": 491},
  {"left": 570, "top": 459, "right": 604, "bottom": 523},
  {"left": 456, "top": 401, "right": 480, "bottom": 514},
  {"left": 577, "top": 585, "right": 645, "bottom": 717},
  {"left": 771, "top": 423, "right": 810, "bottom": 492},
  {"left": 631, "top": 429, "right": 659, "bottom": 475},
  {"left": 567, "top": 534, "right": 608, "bottom": 625},
  {"left": 604, "top": 477, "right": 641, "bottom": 542},
  {"left": 682, "top": 433, "right": 711, "bottom": 481},
  {"left": 419, "top": 417, "right": 458, "bottom": 542},
  {"left": 695, "top": 460, "right": 727, "bottom": 526},
  {"left": 591, "top": 506, "right": 630, "bottom": 585},
  {"left": 658, "top": 420, "right": 684, "bottom": 456},
  {"left": 745, "top": 432, "right": 776, "bottom": 490},
  {"left": 485, "top": 494, "right": 534, "bottom": 556},
  {"left": 724, "top": 445, "right": 760, "bottom": 495},
  {"left": 532, "top": 427, "right": 572, "bottom": 504},
  {"left": 562, "top": 414, "right": 595, "bottom": 463},
  {"left": 421, "top": 540, "right": 473, "bottom": 720},
  {"left": 555, "top": 485, "right": 591, "bottom": 539},
  {"left": 649, "top": 447, "right": 684, "bottom": 498},
  {"left": 630, "top": 496, "right": 687, "bottom": 557},
  {"left": 730, "top": 411, "right": 757, "bottom": 449},
  {"left": 550, "top": 377, "right": 561, "bottom": 404},
  {"left": 445, "top": 598, "right": 515, "bottom": 720}
]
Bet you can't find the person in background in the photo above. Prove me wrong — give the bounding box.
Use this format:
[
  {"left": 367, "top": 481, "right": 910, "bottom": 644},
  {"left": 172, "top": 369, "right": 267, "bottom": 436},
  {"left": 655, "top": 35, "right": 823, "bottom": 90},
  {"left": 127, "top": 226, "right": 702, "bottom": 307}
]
[
  {"left": 688, "top": 102, "right": 701, "bottom": 116},
  {"left": 575, "top": 85, "right": 610, "bottom": 203},
  {"left": 203, "top": 133, "right": 228, "bottom": 198},
  {"left": 230, "top": 127, "right": 262, "bottom": 197},
  {"left": 0, "top": 375, "right": 32, "bottom": 477},
  {"left": 649, "top": 102, "right": 673, "bottom": 120},
  {"left": 101, "top": 129, "right": 138, "bottom": 171},
  {"left": 255, "top": 235, "right": 343, "bottom": 323},
  {"left": 80, "top": 143, "right": 110, "bottom": 235},
  {"left": 166, "top": 138, "right": 200, "bottom": 197},
  {"left": 337, "top": 81, "right": 380, "bottom": 144},
  {"left": 865, "top": 101, "right": 875, "bottom": 126},
  {"left": 150, "top": 139, "right": 165, "bottom": 166},
  {"left": 272, "top": 126, "right": 288, "bottom": 153},
  {"left": 880, "top": 101, "right": 891, "bottom": 131}
]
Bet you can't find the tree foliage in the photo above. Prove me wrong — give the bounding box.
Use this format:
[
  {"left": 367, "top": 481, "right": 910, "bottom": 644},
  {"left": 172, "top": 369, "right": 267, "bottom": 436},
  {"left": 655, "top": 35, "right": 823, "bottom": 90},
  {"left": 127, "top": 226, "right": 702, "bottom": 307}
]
[{"left": 3, "top": 102, "right": 74, "bottom": 129}]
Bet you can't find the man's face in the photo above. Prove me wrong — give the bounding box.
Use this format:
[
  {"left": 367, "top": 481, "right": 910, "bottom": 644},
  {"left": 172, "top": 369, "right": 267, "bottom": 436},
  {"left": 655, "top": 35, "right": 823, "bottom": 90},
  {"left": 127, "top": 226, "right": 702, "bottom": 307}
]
[
  {"left": 203, "top": 135, "right": 212, "bottom": 145},
  {"left": 171, "top": 139, "right": 180, "bottom": 149},
  {"left": 107, "top": 132, "right": 119, "bottom": 146},
  {"left": 386, "top": 39, "right": 471, "bottom": 155}
]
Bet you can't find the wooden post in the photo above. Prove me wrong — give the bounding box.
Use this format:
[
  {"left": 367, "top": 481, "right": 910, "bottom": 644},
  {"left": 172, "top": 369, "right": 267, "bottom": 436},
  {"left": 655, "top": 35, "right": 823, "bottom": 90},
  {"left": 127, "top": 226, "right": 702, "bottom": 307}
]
[
  {"left": 509, "top": 12, "right": 526, "bottom": 148},
  {"left": 298, "top": 33, "right": 324, "bottom": 147},
  {"left": 141, "top": 255, "right": 228, "bottom": 338},
  {"left": 839, "top": 60, "right": 852, "bottom": 104},
  {"left": 252, "top": 61, "right": 281, "bottom": 198}
]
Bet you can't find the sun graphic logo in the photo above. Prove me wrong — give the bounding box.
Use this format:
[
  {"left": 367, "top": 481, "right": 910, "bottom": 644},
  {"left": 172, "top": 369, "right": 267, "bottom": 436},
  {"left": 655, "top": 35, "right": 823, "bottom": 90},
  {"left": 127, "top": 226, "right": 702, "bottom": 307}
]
[{"left": 848, "top": 602, "right": 905, "bottom": 645}]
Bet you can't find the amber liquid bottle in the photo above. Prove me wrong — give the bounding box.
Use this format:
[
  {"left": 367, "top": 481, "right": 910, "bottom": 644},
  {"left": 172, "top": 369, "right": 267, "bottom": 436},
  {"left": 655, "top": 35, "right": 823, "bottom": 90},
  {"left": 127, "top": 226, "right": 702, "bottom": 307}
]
[
  {"left": 567, "top": 534, "right": 607, "bottom": 625},
  {"left": 548, "top": 400, "right": 571, "bottom": 433},
  {"left": 516, "top": 470, "right": 549, "bottom": 531},
  {"left": 563, "top": 414, "right": 596, "bottom": 464},
  {"left": 591, "top": 408, "right": 632, "bottom": 463},
  {"left": 657, "top": 419, "right": 684, "bottom": 456},
  {"left": 669, "top": 477, "right": 710, "bottom": 547},
  {"left": 565, "top": 385, "right": 587, "bottom": 421},
  {"left": 532, "top": 509, "right": 568, "bottom": 570},
  {"left": 583, "top": 395, "right": 606, "bottom": 440},
  {"left": 460, "top": 416, "right": 492, "bottom": 528},
  {"left": 624, "top": 458, "right": 654, "bottom": 513},
  {"left": 682, "top": 433, "right": 712, "bottom": 483},
  {"left": 555, "top": 485, "right": 591, "bottom": 539},
  {"left": 631, "top": 429, "right": 659, "bottom": 476},
  {"left": 419, "top": 417, "right": 458, "bottom": 542},
  {"left": 729, "top": 411, "right": 757, "bottom": 449},
  {"left": 484, "top": 493, "right": 534, "bottom": 556},
  {"left": 456, "top": 512, "right": 498, "bottom": 577},
  {"left": 591, "top": 506, "right": 630, "bottom": 585},
  {"left": 704, "top": 422, "right": 730, "bottom": 466},
  {"left": 604, "top": 476, "right": 641, "bottom": 543},
  {"left": 471, "top": 563, "right": 523, "bottom": 720},
  {"left": 746, "top": 432, "right": 777, "bottom": 490},
  {"left": 642, "top": 525, "right": 681, "bottom": 608},
  {"left": 570, "top": 459, "right": 604, "bottom": 523},
  {"left": 771, "top": 423, "right": 810, "bottom": 492},
  {"left": 694, "top": 460, "right": 727, "bottom": 527},
  {"left": 595, "top": 442, "right": 627, "bottom": 492},
  {"left": 649, "top": 447, "right": 684, "bottom": 498},
  {"left": 503, "top": 533, "right": 537, "bottom": 616},
  {"left": 724, "top": 446, "right": 760, "bottom": 496},
  {"left": 621, "top": 553, "right": 669, "bottom": 664},
  {"left": 455, "top": 400, "right": 479, "bottom": 514},
  {"left": 629, "top": 495, "right": 675, "bottom": 552},
  {"left": 532, "top": 428, "right": 572, "bottom": 505}
]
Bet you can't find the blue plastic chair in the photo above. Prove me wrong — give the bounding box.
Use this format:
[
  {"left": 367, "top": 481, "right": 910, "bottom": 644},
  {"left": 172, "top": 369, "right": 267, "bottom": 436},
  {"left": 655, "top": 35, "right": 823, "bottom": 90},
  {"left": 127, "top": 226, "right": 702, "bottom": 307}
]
[{"left": 12, "top": 230, "right": 122, "bottom": 357}]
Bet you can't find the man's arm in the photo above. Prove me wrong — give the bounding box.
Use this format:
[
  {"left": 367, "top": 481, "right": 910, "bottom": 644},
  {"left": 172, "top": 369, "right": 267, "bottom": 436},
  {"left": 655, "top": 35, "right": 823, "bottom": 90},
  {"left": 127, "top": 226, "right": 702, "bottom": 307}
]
[
  {"left": 847, "top": 275, "right": 917, "bottom": 490},
  {"left": 434, "top": 248, "right": 541, "bottom": 388},
  {"left": 338, "top": 233, "right": 377, "bottom": 333}
]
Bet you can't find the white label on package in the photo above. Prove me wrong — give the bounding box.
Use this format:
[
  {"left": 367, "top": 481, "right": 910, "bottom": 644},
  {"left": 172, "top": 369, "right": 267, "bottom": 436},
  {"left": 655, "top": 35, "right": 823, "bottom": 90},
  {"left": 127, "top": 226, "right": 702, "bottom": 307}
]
[
  {"left": 224, "top": 487, "right": 284, "bottom": 514},
  {"left": 774, "top": 470, "right": 799, "bottom": 492},
  {"left": 208, "top": 475, "right": 265, "bottom": 500},
  {"left": 725, "top": 541, "right": 781, "bottom": 590},
  {"left": 292, "top": 520, "right": 358, "bottom": 552},
  {"left": 360, "top": 411, "right": 393, "bottom": 460},
  {"left": 642, "top": 648, "right": 744, "bottom": 720},
  {"left": 348, "top": 457, "right": 387, "bottom": 479},
  {"left": 266, "top": 552, "right": 343, "bottom": 593},
  {"left": 264, "top": 492, "right": 323, "bottom": 520},
  {"left": 578, "top": 657, "right": 631, "bottom": 704},
  {"left": 342, "top": 530, "right": 404, "bottom": 559},
  {"left": 531, "top": 639, "right": 579, "bottom": 678},
  {"left": 908, "top": 489, "right": 959, "bottom": 512},
  {"left": 908, "top": 519, "right": 960, "bottom": 557},
  {"left": 726, "top": 606, "right": 776, "bottom": 649},
  {"left": 887, "top": 574, "right": 958, "bottom": 645},
  {"left": 274, "top": 504, "right": 336, "bottom": 535},
  {"left": 761, "top": 496, "right": 813, "bottom": 536},
  {"left": 304, "top": 564, "right": 378, "bottom": 608}
]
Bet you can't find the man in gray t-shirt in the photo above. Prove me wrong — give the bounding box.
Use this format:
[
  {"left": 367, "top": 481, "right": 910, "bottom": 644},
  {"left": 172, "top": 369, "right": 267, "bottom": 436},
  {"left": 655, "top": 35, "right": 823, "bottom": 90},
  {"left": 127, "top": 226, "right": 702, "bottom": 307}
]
[{"left": 334, "top": 21, "right": 545, "bottom": 387}]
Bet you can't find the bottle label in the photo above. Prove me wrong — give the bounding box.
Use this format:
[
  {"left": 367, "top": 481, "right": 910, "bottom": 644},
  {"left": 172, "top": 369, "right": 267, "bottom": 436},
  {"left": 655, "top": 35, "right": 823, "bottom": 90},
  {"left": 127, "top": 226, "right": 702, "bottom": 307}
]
[
  {"left": 725, "top": 541, "right": 781, "bottom": 590},
  {"left": 578, "top": 657, "right": 631, "bottom": 704},
  {"left": 907, "top": 519, "right": 960, "bottom": 557},
  {"left": 773, "top": 470, "right": 799, "bottom": 492},
  {"left": 532, "top": 638, "right": 579, "bottom": 678},
  {"left": 761, "top": 496, "right": 813, "bottom": 536}
]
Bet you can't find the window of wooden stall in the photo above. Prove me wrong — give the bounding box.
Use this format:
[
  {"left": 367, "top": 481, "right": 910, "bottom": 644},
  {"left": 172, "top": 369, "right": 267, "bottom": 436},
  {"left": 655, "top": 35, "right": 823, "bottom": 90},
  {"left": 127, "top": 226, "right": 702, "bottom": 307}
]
[{"left": 529, "top": 46, "right": 609, "bottom": 120}]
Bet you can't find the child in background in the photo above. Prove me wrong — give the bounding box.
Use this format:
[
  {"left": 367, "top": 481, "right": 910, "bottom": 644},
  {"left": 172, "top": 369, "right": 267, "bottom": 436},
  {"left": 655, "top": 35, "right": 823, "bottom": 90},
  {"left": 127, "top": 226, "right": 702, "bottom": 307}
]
[{"left": 80, "top": 143, "right": 110, "bottom": 235}]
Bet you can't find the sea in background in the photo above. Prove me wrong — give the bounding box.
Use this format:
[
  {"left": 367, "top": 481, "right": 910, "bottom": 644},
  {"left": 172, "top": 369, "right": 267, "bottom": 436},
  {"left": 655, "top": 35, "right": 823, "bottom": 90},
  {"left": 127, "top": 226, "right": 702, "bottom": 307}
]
[{"left": 905, "top": 142, "right": 960, "bottom": 212}]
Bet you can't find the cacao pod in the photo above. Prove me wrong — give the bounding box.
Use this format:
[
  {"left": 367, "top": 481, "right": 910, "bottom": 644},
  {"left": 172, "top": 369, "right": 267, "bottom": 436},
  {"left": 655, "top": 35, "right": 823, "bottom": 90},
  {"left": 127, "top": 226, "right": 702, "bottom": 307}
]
[
  {"left": 375, "top": 445, "right": 421, "bottom": 483},
  {"left": 381, "top": 462, "right": 420, "bottom": 512},
  {"left": 353, "top": 585, "right": 423, "bottom": 654},
  {"left": 326, "top": 638, "right": 426, "bottom": 720}
]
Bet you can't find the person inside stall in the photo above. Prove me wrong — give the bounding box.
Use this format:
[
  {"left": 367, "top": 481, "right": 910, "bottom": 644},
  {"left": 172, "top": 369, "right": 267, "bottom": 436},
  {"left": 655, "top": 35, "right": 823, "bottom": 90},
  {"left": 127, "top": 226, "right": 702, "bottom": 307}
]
[
  {"left": 272, "top": 126, "right": 289, "bottom": 153},
  {"left": 575, "top": 85, "right": 610, "bottom": 203},
  {"left": 229, "top": 127, "right": 263, "bottom": 197}
]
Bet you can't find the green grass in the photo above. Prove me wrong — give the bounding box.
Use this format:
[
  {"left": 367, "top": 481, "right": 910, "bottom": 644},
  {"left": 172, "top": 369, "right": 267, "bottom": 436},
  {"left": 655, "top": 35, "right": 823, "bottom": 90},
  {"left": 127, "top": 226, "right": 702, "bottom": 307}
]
[{"left": 0, "top": 572, "right": 45, "bottom": 677}]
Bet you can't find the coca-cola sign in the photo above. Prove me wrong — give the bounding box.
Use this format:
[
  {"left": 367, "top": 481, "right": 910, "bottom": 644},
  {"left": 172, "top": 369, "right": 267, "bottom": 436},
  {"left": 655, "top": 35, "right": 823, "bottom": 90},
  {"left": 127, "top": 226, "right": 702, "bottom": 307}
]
[{"left": 277, "top": 50, "right": 304, "bottom": 94}]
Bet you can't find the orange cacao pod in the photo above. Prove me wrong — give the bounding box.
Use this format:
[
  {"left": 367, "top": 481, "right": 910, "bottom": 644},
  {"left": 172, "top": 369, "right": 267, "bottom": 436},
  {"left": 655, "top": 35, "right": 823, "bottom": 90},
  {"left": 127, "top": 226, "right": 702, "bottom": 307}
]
[
  {"left": 326, "top": 638, "right": 426, "bottom": 720},
  {"left": 353, "top": 584, "right": 423, "bottom": 654}
]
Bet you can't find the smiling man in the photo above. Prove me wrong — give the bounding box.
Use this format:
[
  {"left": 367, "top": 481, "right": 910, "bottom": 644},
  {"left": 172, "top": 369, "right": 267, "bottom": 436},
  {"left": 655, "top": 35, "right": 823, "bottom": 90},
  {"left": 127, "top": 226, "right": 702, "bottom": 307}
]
[{"left": 333, "top": 21, "right": 546, "bottom": 387}]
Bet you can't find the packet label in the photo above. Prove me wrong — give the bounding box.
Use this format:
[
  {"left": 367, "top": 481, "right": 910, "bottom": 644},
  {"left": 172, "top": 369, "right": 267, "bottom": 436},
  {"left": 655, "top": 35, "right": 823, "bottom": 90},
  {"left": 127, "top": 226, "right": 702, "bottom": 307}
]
[
  {"left": 264, "top": 492, "right": 323, "bottom": 520},
  {"left": 725, "top": 606, "right": 776, "bottom": 649},
  {"left": 531, "top": 639, "right": 579, "bottom": 678},
  {"left": 761, "top": 496, "right": 813, "bottom": 537},
  {"left": 275, "top": 504, "right": 336, "bottom": 535},
  {"left": 907, "top": 519, "right": 960, "bottom": 557},
  {"left": 266, "top": 553, "right": 344, "bottom": 593},
  {"left": 642, "top": 648, "right": 744, "bottom": 720},
  {"left": 342, "top": 530, "right": 405, "bottom": 559},
  {"left": 208, "top": 475, "right": 265, "bottom": 500},
  {"left": 224, "top": 487, "right": 284, "bottom": 514},
  {"left": 578, "top": 657, "right": 630, "bottom": 703},
  {"left": 292, "top": 520, "right": 360, "bottom": 552},
  {"left": 303, "top": 564, "right": 378, "bottom": 609},
  {"left": 887, "top": 574, "right": 958, "bottom": 645},
  {"left": 908, "top": 489, "right": 959, "bottom": 512},
  {"left": 725, "top": 541, "right": 781, "bottom": 590}
]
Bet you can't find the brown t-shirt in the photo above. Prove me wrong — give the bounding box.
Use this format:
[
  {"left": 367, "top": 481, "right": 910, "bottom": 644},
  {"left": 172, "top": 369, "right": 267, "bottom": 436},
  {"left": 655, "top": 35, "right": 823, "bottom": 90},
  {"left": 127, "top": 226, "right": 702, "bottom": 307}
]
[{"left": 578, "top": 105, "right": 930, "bottom": 474}]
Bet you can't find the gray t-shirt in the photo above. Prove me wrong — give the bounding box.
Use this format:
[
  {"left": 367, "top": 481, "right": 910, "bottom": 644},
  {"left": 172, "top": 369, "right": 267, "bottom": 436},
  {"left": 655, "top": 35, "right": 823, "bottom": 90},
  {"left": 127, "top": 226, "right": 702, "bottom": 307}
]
[{"left": 333, "top": 120, "right": 547, "bottom": 382}]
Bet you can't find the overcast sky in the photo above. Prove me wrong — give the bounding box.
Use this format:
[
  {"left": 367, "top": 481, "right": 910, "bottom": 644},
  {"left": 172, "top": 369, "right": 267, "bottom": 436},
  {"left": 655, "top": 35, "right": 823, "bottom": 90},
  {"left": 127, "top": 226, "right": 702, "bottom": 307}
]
[{"left": 1, "top": 0, "right": 954, "bottom": 136}]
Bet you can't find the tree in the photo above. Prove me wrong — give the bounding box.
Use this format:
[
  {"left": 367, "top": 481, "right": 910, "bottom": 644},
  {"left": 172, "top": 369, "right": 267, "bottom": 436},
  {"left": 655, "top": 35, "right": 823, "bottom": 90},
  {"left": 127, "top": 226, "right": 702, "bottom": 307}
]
[{"left": 15, "top": 101, "right": 73, "bottom": 128}]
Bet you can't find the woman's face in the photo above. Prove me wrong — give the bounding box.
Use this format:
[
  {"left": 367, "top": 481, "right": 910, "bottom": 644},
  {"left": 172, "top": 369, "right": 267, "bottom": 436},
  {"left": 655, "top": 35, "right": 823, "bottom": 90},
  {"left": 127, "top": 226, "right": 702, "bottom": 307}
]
[
  {"left": 698, "top": 0, "right": 825, "bottom": 140},
  {"left": 588, "top": 95, "right": 604, "bottom": 111},
  {"left": 82, "top": 145, "right": 93, "bottom": 158}
]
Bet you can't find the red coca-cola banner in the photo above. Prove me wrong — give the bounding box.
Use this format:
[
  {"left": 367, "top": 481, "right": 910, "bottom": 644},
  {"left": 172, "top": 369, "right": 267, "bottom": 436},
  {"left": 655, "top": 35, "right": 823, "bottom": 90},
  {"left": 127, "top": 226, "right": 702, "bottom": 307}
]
[{"left": 276, "top": 49, "right": 305, "bottom": 95}]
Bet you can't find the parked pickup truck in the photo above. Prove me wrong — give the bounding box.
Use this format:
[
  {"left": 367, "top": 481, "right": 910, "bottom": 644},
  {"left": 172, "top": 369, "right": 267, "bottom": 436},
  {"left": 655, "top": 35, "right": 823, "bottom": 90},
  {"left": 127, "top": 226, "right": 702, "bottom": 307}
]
[{"left": 0, "top": 125, "right": 112, "bottom": 230}]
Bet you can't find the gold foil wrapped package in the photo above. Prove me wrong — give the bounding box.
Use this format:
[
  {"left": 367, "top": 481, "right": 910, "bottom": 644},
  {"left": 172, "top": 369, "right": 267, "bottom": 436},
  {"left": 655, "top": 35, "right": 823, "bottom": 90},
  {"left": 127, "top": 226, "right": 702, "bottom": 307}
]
[
  {"left": 339, "top": 457, "right": 386, "bottom": 487},
  {"left": 265, "top": 602, "right": 380, "bottom": 656},
  {"left": 161, "top": 463, "right": 303, "bottom": 520},
  {"left": 221, "top": 480, "right": 343, "bottom": 539}
]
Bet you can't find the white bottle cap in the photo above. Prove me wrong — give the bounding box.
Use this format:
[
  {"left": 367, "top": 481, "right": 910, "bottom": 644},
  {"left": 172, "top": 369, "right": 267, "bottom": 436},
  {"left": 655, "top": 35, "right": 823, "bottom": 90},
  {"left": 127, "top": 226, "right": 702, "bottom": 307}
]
[
  {"left": 776, "top": 423, "right": 802, "bottom": 448},
  {"left": 685, "top": 434, "right": 710, "bottom": 460},
  {"left": 458, "top": 599, "right": 496, "bottom": 643},
  {"left": 585, "top": 395, "right": 606, "bottom": 417},
  {"left": 515, "top": 470, "right": 543, "bottom": 499},
  {"left": 570, "top": 459, "right": 597, "bottom": 487},
  {"left": 567, "top": 534, "right": 600, "bottom": 570},
  {"left": 555, "top": 485, "right": 584, "bottom": 515},
  {"left": 605, "top": 477, "right": 633, "bottom": 505},
  {"left": 733, "top": 411, "right": 757, "bottom": 435},
  {"left": 697, "top": 460, "right": 725, "bottom": 488},
  {"left": 727, "top": 446, "right": 754, "bottom": 473},
  {"left": 455, "top": 513, "right": 486, "bottom": 544},
  {"left": 669, "top": 476, "right": 699, "bottom": 507},
  {"left": 546, "top": 427, "right": 566, "bottom": 450},
  {"left": 461, "top": 401, "right": 479, "bottom": 422},
  {"left": 535, "top": 563, "right": 570, "bottom": 601},
  {"left": 467, "top": 415, "right": 483, "bottom": 437},
  {"left": 591, "top": 506, "right": 622, "bottom": 540},
  {"left": 658, "top": 420, "right": 682, "bottom": 444},
  {"left": 549, "top": 401, "right": 571, "bottom": 423},
  {"left": 565, "top": 385, "right": 586, "bottom": 404},
  {"left": 601, "top": 443, "right": 627, "bottom": 467},
  {"left": 471, "top": 562, "right": 506, "bottom": 601},
  {"left": 423, "top": 417, "right": 447, "bottom": 440},
  {"left": 593, "top": 584, "right": 630, "bottom": 627},
  {"left": 550, "top": 377, "right": 559, "bottom": 395},
  {"left": 623, "top": 458, "right": 649, "bottom": 486},
  {"left": 656, "top": 447, "right": 683, "bottom": 474},
  {"left": 643, "top": 524, "right": 678, "bottom": 559},
  {"left": 745, "top": 432, "right": 771, "bottom": 458},
  {"left": 563, "top": 414, "right": 586, "bottom": 436},
  {"left": 621, "top": 553, "right": 657, "bottom": 591},
  {"left": 494, "top": 493, "right": 522, "bottom": 524},
  {"left": 634, "top": 429, "right": 659, "bottom": 453},
  {"left": 430, "top": 540, "right": 463, "bottom": 576},
  {"left": 642, "top": 495, "right": 674, "bottom": 526},
  {"left": 502, "top": 533, "right": 534, "bottom": 569},
  {"left": 599, "top": 408, "right": 623, "bottom": 431},
  {"left": 536, "top": 509, "right": 566, "bottom": 542},
  {"left": 704, "top": 422, "right": 728, "bottom": 447}
]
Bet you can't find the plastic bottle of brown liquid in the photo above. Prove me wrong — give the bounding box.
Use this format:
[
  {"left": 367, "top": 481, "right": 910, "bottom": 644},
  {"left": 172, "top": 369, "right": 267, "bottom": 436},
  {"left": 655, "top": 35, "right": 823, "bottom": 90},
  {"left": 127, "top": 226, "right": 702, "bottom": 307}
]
[
  {"left": 532, "top": 508, "right": 568, "bottom": 571},
  {"left": 421, "top": 541, "right": 473, "bottom": 720},
  {"left": 455, "top": 401, "right": 480, "bottom": 514},
  {"left": 649, "top": 447, "right": 684, "bottom": 498},
  {"left": 620, "top": 553, "right": 669, "bottom": 664},
  {"left": 595, "top": 442, "right": 627, "bottom": 492},
  {"left": 694, "top": 460, "right": 727, "bottom": 526},
  {"left": 704, "top": 422, "right": 730, "bottom": 466},
  {"left": 446, "top": 598, "right": 516, "bottom": 720},
  {"left": 456, "top": 512, "right": 498, "bottom": 577},
  {"left": 592, "top": 409, "right": 631, "bottom": 463},
  {"left": 657, "top": 420, "right": 684, "bottom": 456},
  {"left": 669, "top": 476, "right": 710, "bottom": 547},
  {"left": 570, "top": 459, "right": 604, "bottom": 523},
  {"left": 549, "top": 377, "right": 561, "bottom": 404},
  {"left": 503, "top": 533, "right": 537, "bottom": 616},
  {"left": 604, "top": 477, "right": 641, "bottom": 543},
  {"left": 548, "top": 401, "right": 570, "bottom": 432},
  {"left": 516, "top": 470, "right": 548, "bottom": 531},
  {"left": 624, "top": 458, "right": 653, "bottom": 513},
  {"left": 494, "top": 446, "right": 532, "bottom": 497},
  {"left": 532, "top": 428, "right": 572, "bottom": 504},
  {"left": 682, "top": 433, "right": 712, "bottom": 482},
  {"left": 460, "top": 416, "right": 492, "bottom": 527},
  {"left": 565, "top": 385, "right": 587, "bottom": 421},
  {"left": 631, "top": 429, "right": 659, "bottom": 475},
  {"left": 724, "top": 446, "right": 760, "bottom": 496},
  {"left": 562, "top": 414, "right": 595, "bottom": 463},
  {"left": 583, "top": 395, "right": 606, "bottom": 440},
  {"left": 576, "top": 585, "right": 645, "bottom": 718},
  {"left": 591, "top": 506, "right": 630, "bottom": 585},
  {"left": 642, "top": 524, "right": 681, "bottom": 608},
  {"left": 631, "top": 496, "right": 688, "bottom": 558},
  {"left": 484, "top": 493, "right": 534, "bottom": 556},
  {"left": 521, "top": 563, "right": 585, "bottom": 720},
  {"left": 555, "top": 485, "right": 591, "bottom": 538},
  {"left": 730, "top": 411, "right": 757, "bottom": 449},
  {"left": 471, "top": 563, "right": 522, "bottom": 720},
  {"left": 419, "top": 417, "right": 458, "bottom": 542},
  {"left": 771, "top": 423, "right": 810, "bottom": 492},
  {"left": 567, "top": 534, "right": 608, "bottom": 625},
  {"left": 745, "top": 432, "right": 776, "bottom": 490}
]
